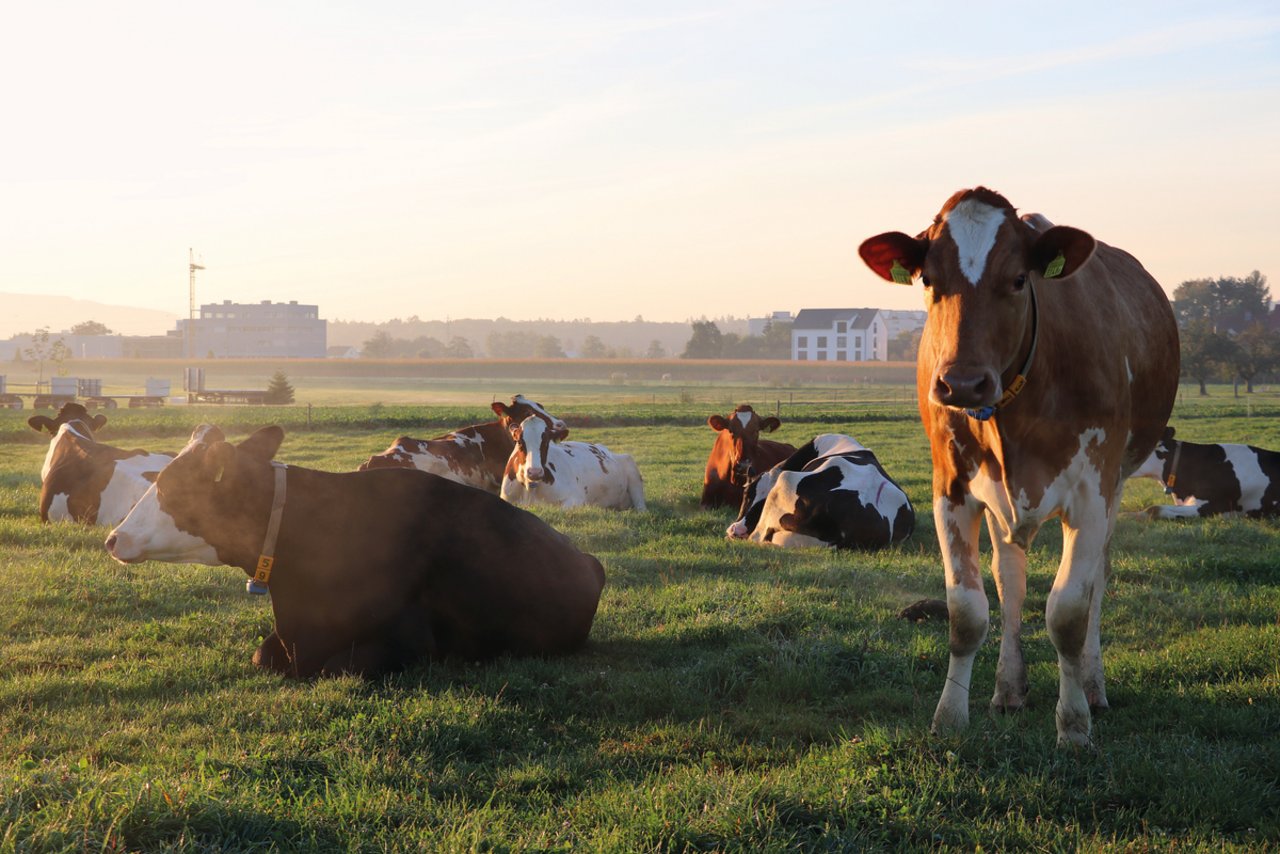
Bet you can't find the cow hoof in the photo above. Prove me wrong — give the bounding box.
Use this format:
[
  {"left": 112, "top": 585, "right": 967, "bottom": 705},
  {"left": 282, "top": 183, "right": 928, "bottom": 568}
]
[
  {"left": 898, "top": 598, "right": 949, "bottom": 622},
  {"left": 990, "top": 697, "right": 1026, "bottom": 715}
]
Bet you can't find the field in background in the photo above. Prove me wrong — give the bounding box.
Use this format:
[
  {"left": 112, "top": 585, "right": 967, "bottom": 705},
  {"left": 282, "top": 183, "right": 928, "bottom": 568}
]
[{"left": 1, "top": 395, "right": 1278, "bottom": 848}]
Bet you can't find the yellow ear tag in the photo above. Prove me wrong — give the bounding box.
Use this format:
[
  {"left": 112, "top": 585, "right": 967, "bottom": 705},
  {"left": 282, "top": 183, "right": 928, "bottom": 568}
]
[
  {"left": 1044, "top": 251, "right": 1066, "bottom": 279},
  {"left": 889, "top": 260, "right": 912, "bottom": 285},
  {"left": 213, "top": 465, "right": 224, "bottom": 483}
]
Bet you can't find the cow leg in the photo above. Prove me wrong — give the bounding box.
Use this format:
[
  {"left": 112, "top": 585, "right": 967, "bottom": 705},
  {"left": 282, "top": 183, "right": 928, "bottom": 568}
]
[
  {"left": 1047, "top": 506, "right": 1110, "bottom": 749},
  {"left": 252, "top": 630, "right": 294, "bottom": 673},
  {"left": 320, "top": 606, "right": 439, "bottom": 678},
  {"left": 627, "top": 463, "right": 647, "bottom": 511},
  {"left": 932, "top": 497, "right": 988, "bottom": 734},
  {"left": 1081, "top": 492, "right": 1121, "bottom": 713},
  {"left": 986, "top": 510, "right": 1029, "bottom": 713}
]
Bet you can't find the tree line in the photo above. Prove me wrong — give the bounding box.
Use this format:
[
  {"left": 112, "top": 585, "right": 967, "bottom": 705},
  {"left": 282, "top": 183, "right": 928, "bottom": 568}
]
[{"left": 1174, "top": 271, "right": 1275, "bottom": 394}]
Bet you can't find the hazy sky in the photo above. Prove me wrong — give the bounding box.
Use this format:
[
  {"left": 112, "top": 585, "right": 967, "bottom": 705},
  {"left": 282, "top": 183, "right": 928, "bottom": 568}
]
[{"left": 5, "top": 1, "right": 1278, "bottom": 325}]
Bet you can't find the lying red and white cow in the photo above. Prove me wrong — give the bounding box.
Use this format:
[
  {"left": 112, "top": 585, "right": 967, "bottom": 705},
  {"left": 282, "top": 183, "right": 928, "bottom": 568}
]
[
  {"left": 860, "top": 187, "right": 1179, "bottom": 748},
  {"left": 29, "top": 402, "right": 172, "bottom": 526},
  {"left": 501, "top": 414, "right": 646, "bottom": 510},
  {"left": 106, "top": 424, "right": 606, "bottom": 678},
  {"left": 700, "top": 405, "right": 796, "bottom": 509},
  {"left": 726, "top": 434, "right": 914, "bottom": 549},
  {"left": 358, "top": 395, "right": 567, "bottom": 493},
  {"left": 1130, "top": 426, "right": 1280, "bottom": 519}
]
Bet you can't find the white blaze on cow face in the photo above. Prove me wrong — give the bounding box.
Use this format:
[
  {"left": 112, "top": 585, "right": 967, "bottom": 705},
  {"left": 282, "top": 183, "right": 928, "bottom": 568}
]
[
  {"left": 944, "top": 198, "right": 1008, "bottom": 286},
  {"left": 514, "top": 415, "right": 552, "bottom": 485},
  {"left": 107, "top": 480, "right": 221, "bottom": 565},
  {"left": 42, "top": 423, "right": 93, "bottom": 482}
]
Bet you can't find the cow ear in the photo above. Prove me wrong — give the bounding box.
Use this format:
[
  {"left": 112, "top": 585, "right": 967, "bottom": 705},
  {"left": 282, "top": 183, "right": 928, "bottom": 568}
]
[
  {"left": 760, "top": 417, "right": 781, "bottom": 433},
  {"left": 1031, "top": 225, "right": 1095, "bottom": 280},
  {"left": 551, "top": 425, "right": 570, "bottom": 441},
  {"left": 1163, "top": 426, "right": 1176, "bottom": 442},
  {"left": 206, "top": 441, "right": 237, "bottom": 484},
  {"left": 28, "top": 415, "right": 55, "bottom": 434},
  {"left": 238, "top": 425, "right": 285, "bottom": 462},
  {"left": 491, "top": 401, "right": 509, "bottom": 418},
  {"left": 708, "top": 415, "right": 729, "bottom": 432},
  {"left": 778, "top": 512, "right": 800, "bottom": 532},
  {"left": 142, "top": 471, "right": 160, "bottom": 483},
  {"left": 859, "top": 232, "right": 929, "bottom": 284},
  {"left": 92, "top": 415, "right": 108, "bottom": 432}
]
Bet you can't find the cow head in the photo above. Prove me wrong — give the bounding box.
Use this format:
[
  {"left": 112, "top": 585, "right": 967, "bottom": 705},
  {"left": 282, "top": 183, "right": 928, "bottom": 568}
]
[
  {"left": 29, "top": 402, "right": 107, "bottom": 438},
  {"left": 708, "top": 405, "right": 781, "bottom": 487},
  {"left": 105, "top": 424, "right": 284, "bottom": 567},
  {"left": 492, "top": 394, "right": 568, "bottom": 440},
  {"left": 507, "top": 414, "right": 556, "bottom": 487},
  {"left": 1130, "top": 426, "right": 1178, "bottom": 482},
  {"left": 859, "top": 187, "right": 1096, "bottom": 413}
]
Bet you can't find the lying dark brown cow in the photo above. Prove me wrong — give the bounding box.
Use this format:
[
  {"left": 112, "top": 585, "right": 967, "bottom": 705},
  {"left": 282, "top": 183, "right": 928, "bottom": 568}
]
[
  {"left": 700, "top": 405, "right": 796, "bottom": 509},
  {"left": 105, "top": 424, "right": 606, "bottom": 678},
  {"left": 359, "top": 395, "right": 568, "bottom": 493},
  {"left": 860, "top": 187, "right": 1179, "bottom": 748},
  {"left": 29, "top": 402, "right": 172, "bottom": 526}
]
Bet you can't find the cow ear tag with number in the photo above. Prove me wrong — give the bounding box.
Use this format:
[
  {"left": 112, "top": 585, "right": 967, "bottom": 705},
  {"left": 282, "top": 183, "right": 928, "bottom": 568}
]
[
  {"left": 889, "top": 260, "right": 913, "bottom": 285},
  {"left": 1043, "top": 251, "right": 1066, "bottom": 279}
]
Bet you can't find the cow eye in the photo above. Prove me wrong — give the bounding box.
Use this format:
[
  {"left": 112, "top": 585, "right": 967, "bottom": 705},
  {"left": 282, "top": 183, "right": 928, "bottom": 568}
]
[
  {"left": 1013, "top": 273, "right": 1027, "bottom": 291},
  {"left": 921, "top": 275, "right": 931, "bottom": 287}
]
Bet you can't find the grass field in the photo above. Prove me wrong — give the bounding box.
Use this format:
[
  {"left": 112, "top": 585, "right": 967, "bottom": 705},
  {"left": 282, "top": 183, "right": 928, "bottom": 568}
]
[{"left": 1, "top": 390, "right": 1278, "bottom": 850}]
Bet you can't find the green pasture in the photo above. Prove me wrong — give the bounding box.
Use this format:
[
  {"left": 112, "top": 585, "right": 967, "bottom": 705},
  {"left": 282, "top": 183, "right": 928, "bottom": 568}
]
[{"left": 1, "top": 393, "right": 1278, "bottom": 850}]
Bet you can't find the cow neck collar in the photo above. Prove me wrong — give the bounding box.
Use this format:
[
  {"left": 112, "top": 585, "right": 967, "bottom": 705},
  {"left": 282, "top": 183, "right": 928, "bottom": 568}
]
[
  {"left": 1164, "top": 440, "right": 1183, "bottom": 495},
  {"left": 246, "top": 463, "right": 287, "bottom": 595},
  {"left": 966, "top": 281, "right": 1039, "bottom": 422}
]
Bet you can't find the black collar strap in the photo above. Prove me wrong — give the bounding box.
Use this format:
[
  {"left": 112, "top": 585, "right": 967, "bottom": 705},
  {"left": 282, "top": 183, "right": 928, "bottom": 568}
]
[
  {"left": 247, "top": 464, "right": 287, "bottom": 595},
  {"left": 1164, "top": 440, "right": 1183, "bottom": 495},
  {"left": 967, "top": 282, "right": 1039, "bottom": 422}
]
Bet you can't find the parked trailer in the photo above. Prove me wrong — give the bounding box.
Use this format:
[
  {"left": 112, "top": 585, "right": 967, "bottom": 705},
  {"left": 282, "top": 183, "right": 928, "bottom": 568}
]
[{"left": 3, "top": 377, "right": 172, "bottom": 410}]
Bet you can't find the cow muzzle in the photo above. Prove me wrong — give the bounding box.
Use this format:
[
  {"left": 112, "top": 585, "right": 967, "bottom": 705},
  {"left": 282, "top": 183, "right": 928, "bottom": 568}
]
[
  {"left": 932, "top": 365, "right": 1000, "bottom": 410},
  {"left": 104, "top": 531, "right": 140, "bottom": 564},
  {"left": 524, "top": 465, "right": 546, "bottom": 483}
]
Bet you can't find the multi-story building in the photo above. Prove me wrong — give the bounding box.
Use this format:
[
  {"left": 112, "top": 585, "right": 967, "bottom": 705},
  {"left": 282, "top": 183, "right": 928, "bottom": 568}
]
[
  {"left": 175, "top": 300, "right": 326, "bottom": 358},
  {"left": 790, "top": 308, "right": 887, "bottom": 362}
]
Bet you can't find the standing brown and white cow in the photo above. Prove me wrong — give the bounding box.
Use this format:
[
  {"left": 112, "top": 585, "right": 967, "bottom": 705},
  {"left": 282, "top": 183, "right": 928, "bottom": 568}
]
[
  {"left": 700, "top": 405, "right": 796, "bottom": 509},
  {"left": 859, "top": 187, "right": 1179, "bottom": 748}
]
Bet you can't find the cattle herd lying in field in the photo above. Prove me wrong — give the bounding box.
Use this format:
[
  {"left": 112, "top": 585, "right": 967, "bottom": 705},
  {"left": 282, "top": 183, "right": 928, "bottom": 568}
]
[{"left": 24, "top": 187, "right": 1280, "bottom": 749}]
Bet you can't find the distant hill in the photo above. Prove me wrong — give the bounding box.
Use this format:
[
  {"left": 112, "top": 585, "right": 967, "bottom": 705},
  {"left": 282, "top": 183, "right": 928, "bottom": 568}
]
[{"left": 0, "top": 293, "right": 178, "bottom": 338}]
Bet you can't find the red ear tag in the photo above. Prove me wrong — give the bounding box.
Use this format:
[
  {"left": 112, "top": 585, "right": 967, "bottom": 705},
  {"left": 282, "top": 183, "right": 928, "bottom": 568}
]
[
  {"left": 1044, "top": 252, "right": 1066, "bottom": 279},
  {"left": 889, "top": 260, "right": 912, "bottom": 285}
]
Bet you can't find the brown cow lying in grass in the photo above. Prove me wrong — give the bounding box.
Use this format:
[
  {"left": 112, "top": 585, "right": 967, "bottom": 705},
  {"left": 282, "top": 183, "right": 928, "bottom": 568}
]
[{"left": 106, "top": 424, "right": 606, "bottom": 678}]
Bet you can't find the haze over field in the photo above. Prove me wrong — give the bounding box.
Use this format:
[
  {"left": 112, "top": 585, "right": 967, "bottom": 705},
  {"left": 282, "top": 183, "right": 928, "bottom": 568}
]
[{"left": 5, "top": 2, "right": 1278, "bottom": 325}]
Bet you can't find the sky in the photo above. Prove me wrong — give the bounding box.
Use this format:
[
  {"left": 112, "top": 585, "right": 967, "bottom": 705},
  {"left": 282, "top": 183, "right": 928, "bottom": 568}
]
[{"left": 3, "top": 1, "right": 1279, "bottom": 327}]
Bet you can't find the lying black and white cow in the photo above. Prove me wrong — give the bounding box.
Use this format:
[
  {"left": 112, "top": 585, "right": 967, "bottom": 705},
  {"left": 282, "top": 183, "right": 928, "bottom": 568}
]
[
  {"left": 1129, "top": 426, "right": 1280, "bottom": 519},
  {"left": 726, "top": 433, "right": 914, "bottom": 549},
  {"left": 29, "top": 402, "right": 172, "bottom": 526},
  {"left": 105, "top": 424, "right": 606, "bottom": 678}
]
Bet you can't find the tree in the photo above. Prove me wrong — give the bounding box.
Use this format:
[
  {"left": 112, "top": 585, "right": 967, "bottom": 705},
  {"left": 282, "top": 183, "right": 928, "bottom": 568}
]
[
  {"left": 1230, "top": 322, "right": 1279, "bottom": 394},
  {"left": 23, "top": 328, "right": 70, "bottom": 385},
  {"left": 69, "top": 320, "right": 113, "bottom": 336},
  {"left": 888, "top": 328, "right": 923, "bottom": 362},
  {"left": 1173, "top": 272, "right": 1271, "bottom": 334},
  {"left": 1180, "top": 320, "right": 1237, "bottom": 395},
  {"left": 444, "top": 336, "right": 474, "bottom": 358},
  {"left": 264, "top": 370, "right": 295, "bottom": 405},
  {"left": 681, "top": 320, "right": 723, "bottom": 359},
  {"left": 361, "top": 330, "right": 396, "bottom": 359},
  {"left": 533, "top": 336, "right": 566, "bottom": 359},
  {"left": 486, "top": 330, "right": 541, "bottom": 358},
  {"left": 580, "top": 335, "right": 609, "bottom": 359},
  {"left": 644, "top": 339, "right": 667, "bottom": 359}
]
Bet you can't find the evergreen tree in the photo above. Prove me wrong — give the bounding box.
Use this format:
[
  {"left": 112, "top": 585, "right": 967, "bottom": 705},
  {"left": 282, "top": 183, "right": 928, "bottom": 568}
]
[{"left": 265, "top": 370, "right": 295, "bottom": 405}]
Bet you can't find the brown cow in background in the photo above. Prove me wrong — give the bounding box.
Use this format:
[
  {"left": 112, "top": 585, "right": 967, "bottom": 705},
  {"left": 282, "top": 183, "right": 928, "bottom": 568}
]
[{"left": 700, "top": 405, "right": 795, "bottom": 509}]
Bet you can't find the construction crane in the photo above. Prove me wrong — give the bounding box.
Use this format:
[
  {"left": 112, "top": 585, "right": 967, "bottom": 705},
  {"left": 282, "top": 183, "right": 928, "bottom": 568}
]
[{"left": 187, "top": 248, "right": 205, "bottom": 360}]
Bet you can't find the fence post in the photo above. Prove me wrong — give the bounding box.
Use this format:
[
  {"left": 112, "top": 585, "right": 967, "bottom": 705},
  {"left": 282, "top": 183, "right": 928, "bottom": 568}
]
[{"left": 307, "top": 402, "right": 313, "bottom": 430}]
